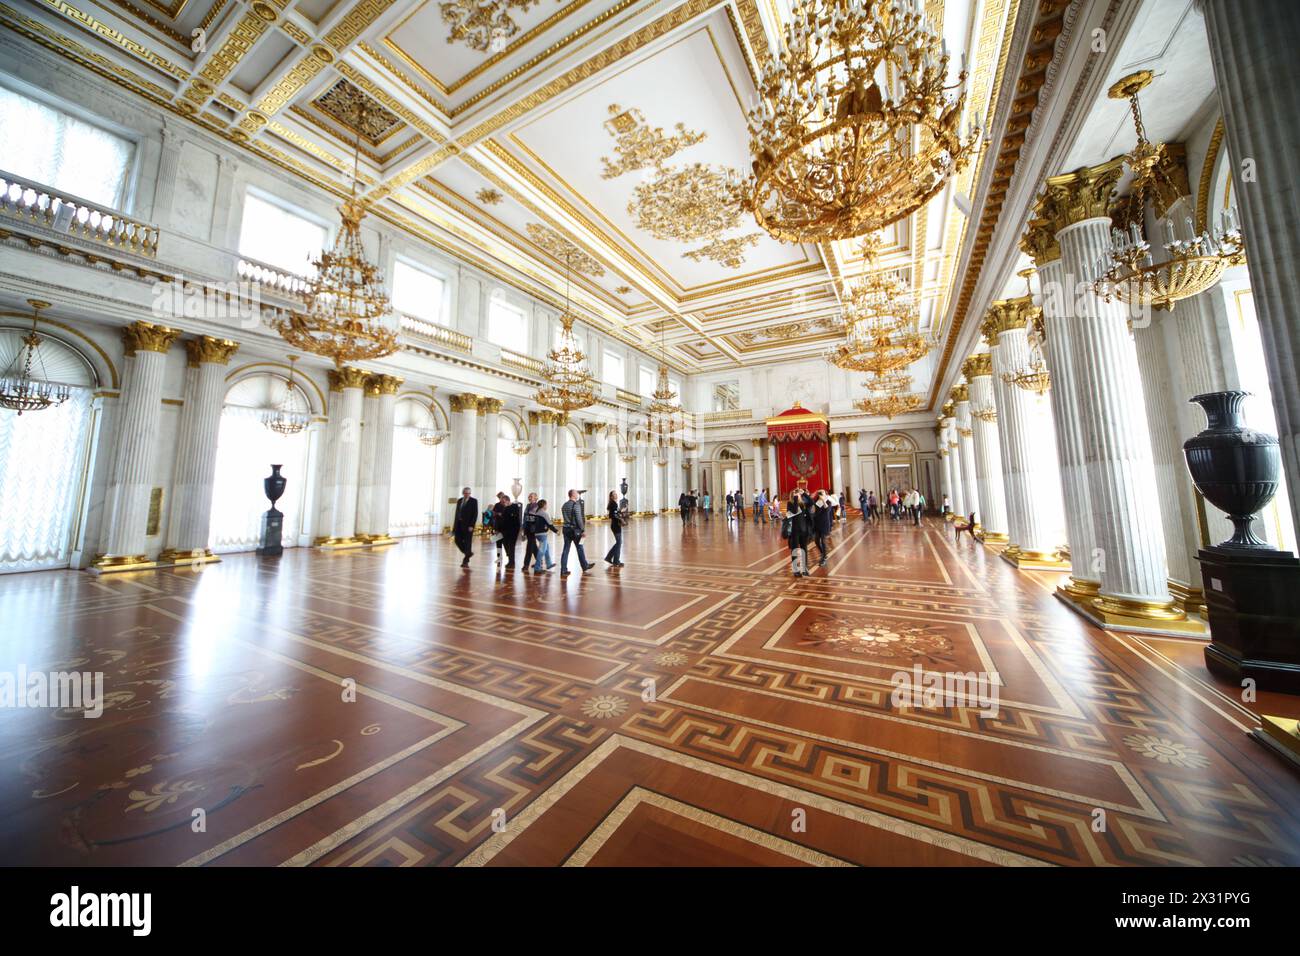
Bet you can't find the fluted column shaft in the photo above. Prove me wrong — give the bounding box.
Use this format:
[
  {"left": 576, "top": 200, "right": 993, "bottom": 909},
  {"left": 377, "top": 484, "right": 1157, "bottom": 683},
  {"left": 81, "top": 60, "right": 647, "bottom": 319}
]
[
  {"left": 1200, "top": 0, "right": 1300, "bottom": 539},
  {"left": 966, "top": 372, "right": 1009, "bottom": 538},
  {"left": 98, "top": 322, "right": 180, "bottom": 565},
  {"left": 355, "top": 387, "right": 380, "bottom": 537},
  {"left": 1038, "top": 256, "right": 1099, "bottom": 592},
  {"left": 555, "top": 420, "right": 569, "bottom": 505},
  {"left": 955, "top": 401, "right": 980, "bottom": 524},
  {"left": 163, "top": 336, "right": 238, "bottom": 559},
  {"left": 329, "top": 372, "right": 367, "bottom": 541},
  {"left": 992, "top": 327, "right": 1065, "bottom": 556},
  {"left": 939, "top": 446, "right": 953, "bottom": 511},
  {"left": 830, "top": 434, "right": 843, "bottom": 495},
  {"left": 367, "top": 381, "right": 399, "bottom": 539},
  {"left": 751, "top": 439, "right": 764, "bottom": 495},
  {"left": 454, "top": 395, "right": 479, "bottom": 497},
  {"left": 767, "top": 441, "right": 778, "bottom": 496},
  {"left": 316, "top": 384, "right": 343, "bottom": 541},
  {"left": 480, "top": 400, "right": 501, "bottom": 498},
  {"left": 846, "top": 433, "right": 860, "bottom": 498},
  {"left": 607, "top": 432, "right": 621, "bottom": 499},
  {"left": 944, "top": 419, "right": 964, "bottom": 515}
]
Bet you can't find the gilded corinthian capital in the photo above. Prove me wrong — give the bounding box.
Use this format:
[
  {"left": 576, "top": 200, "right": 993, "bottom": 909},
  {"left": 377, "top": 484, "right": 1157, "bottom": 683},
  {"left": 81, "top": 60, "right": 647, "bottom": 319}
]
[
  {"left": 478, "top": 397, "right": 504, "bottom": 415},
  {"left": 1041, "top": 156, "right": 1125, "bottom": 232},
  {"left": 374, "top": 374, "right": 403, "bottom": 395},
  {"left": 961, "top": 353, "right": 993, "bottom": 378},
  {"left": 450, "top": 393, "right": 480, "bottom": 412},
  {"left": 981, "top": 297, "right": 1031, "bottom": 345},
  {"left": 122, "top": 320, "right": 181, "bottom": 356},
  {"left": 950, "top": 383, "right": 970, "bottom": 404},
  {"left": 184, "top": 335, "right": 239, "bottom": 367},
  {"left": 329, "top": 366, "right": 369, "bottom": 391}
]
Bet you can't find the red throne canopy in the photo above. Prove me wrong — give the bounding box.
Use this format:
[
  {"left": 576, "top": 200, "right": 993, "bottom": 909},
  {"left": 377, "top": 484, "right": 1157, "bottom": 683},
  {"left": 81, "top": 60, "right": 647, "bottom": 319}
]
[{"left": 766, "top": 404, "right": 830, "bottom": 498}]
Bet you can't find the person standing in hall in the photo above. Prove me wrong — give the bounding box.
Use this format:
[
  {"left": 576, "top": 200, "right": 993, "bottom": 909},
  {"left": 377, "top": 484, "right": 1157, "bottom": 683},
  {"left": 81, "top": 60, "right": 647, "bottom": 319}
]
[
  {"left": 531, "top": 498, "right": 558, "bottom": 573},
  {"left": 560, "top": 489, "right": 596, "bottom": 576},
  {"left": 702, "top": 491, "right": 711, "bottom": 520},
  {"left": 490, "top": 493, "right": 510, "bottom": 565},
  {"left": 735, "top": 490, "right": 745, "bottom": 521},
  {"left": 915, "top": 489, "right": 926, "bottom": 526},
  {"left": 522, "top": 492, "right": 540, "bottom": 571},
  {"left": 604, "top": 490, "right": 625, "bottom": 568},
  {"left": 859, "top": 487, "right": 869, "bottom": 523},
  {"left": 812, "top": 490, "right": 833, "bottom": 567},
  {"left": 725, "top": 491, "right": 734, "bottom": 520},
  {"left": 782, "top": 493, "right": 812, "bottom": 577},
  {"left": 867, "top": 490, "right": 878, "bottom": 522},
  {"left": 678, "top": 490, "right": 691, "bottom": 524},
  {"left": 453, "top": 486, "right": 478, "bottom": 568},
  {"left": 497, "top": 494, "right": 522, "bottom": 568}
]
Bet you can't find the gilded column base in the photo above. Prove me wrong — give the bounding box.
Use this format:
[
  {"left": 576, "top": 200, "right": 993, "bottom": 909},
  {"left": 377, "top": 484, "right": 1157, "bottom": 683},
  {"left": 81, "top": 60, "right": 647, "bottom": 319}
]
[
  {"left": 979, "top": 531, "right": 1009, "bottom": 544},
  {"left": 1087, "top": 593, "right": 1207, "bottom": 636},
  {"left": 365, "top": 534, "right": 398, "bottom": 547},
  {"left": 1057, "top": 577, "right": 1101, "bottom": 603},
  {"left": 157, "top": 548, "right": 221, "bottom": 567},
  {"left": 1253, "top": 715, "right": 1300, "bottom": 770},
  {"left": 1000, "top": 545, "right": 1070, "bottom": 571},
  {"left": 88, "top": 554, "right": 157, "bottom": 574},
  {"left": 1167, "top": 579, "right": 1208, "bottom": 616},
  {"left": 316, "top": 537, "right": 366, "bottom": 551}
]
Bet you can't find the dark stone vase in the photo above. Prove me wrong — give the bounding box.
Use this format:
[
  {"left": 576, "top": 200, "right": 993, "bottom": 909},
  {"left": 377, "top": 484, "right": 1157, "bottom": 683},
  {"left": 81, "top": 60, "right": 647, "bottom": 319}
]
[
  {"left": 263, "top": 464, "right": 287, "bottom": 512},
  {"left": 620, "top": 477, "right": 628, "bottom": 496},
  {"left": 1183, "top": 391, "right": 1281, "bottom": 551}
]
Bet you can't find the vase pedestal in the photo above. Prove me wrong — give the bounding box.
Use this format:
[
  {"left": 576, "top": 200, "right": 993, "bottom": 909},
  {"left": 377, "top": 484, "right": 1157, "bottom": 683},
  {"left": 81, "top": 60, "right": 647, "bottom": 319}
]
[
  {"left": 1199, "top": 547, "right": 1300, "bottom": 693},
  {"left": 256, "top": 508, "right": 284, "bottom": 557}
]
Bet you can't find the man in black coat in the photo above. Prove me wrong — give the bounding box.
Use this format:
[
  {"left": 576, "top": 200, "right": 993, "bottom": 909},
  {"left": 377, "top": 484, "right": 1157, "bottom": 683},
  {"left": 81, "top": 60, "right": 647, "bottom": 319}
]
[
  {"left": 812, "top": 490, "right": 833, "bottom": 568},
  {"left": 452, "top": 486, "right": 478, "bottom": 567},
  {"left": 678, "top": 491, "right": 690, "bottom": 524},
  {"left": 560, "top": 489, "right": 595, "bottom": 576},
  {"left": 498, "top": 495, "right": 523, "bottom": 569}
]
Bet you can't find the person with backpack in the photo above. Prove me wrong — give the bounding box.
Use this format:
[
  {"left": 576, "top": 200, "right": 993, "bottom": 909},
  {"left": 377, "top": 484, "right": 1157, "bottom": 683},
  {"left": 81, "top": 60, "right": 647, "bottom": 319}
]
[
  {"left": 530, "top": 498, "right": 558, "bottom": 572},
  {"left": 782, "top": 494, "right": 812, "bottom": 577},
  {"left": 522, "top": 492, "right": 541, "bottom": 571},
  {"left": 812, "top": 490, "right": 833, "bottom": 567}
]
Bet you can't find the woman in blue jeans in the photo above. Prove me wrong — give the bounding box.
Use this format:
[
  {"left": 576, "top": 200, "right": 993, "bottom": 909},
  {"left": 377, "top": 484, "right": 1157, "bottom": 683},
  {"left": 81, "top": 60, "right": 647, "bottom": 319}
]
[
  {"left": 604, "top": 491, "right": 625, "bottom": 567},
  {"left": 531, "top": 499, "right": 558, "bottom": 572}
]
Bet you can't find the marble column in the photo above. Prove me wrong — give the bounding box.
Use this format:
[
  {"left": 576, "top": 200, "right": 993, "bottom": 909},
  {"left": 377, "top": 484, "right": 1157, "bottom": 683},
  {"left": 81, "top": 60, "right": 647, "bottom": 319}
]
[
  {"left": 1199, "top": 0, "right": 1300, "bottom": 540},
  {"left": 160, "top": 335, "right": 239, "bottom": 564},
  {"left": 364, "top": 375, "right": 401, "bottom": 544},
  {"left": 984, "top": 302, "right": 1068, "bottom": 566},
  {"left": 592, "top": 424, "right": 608, "bottom": 501},
  {"left": 829, "top": 434, "right": 843, "bottom": 496},
  {"left": 555, "top": 417, "right": 569, "bottom": 505},
  {"left": 1023, "top": 227, "right": 1099, "bottom": 598},
  {"left": 938, "top": 443, "right": 953, "bottom": 515},
  {"left": 93, "top": 321, "right": 181, "bottom": 571},
  {"left": 324, "top": 367, "right": 367, "bottom": 546},
  {"left": 620, "top": 452, "right": 637, "bottom": 510},
  {"left": 451, "top": 394, "right": 480, "bottom": 498},
  {"left": 941, "top": 410, "right": 964, "bottom": 515},
  {"left": 750, "top": 438, "right": 764, "bottom": 495},
  {"left": 962, "top": 355, "right": 1009, "bottom": 541},
  {"left": 767, "top": 440, "right": 779, "bottom": 496},
  {"left": 953, "top": 385, "right": 981, "bottom": 527},
  {"left": 479, "top": 398, "right": 502, "bottom": 498},
  {"left": 314, "top": 377, "right": 344, "bottom": 543},
  {"left": 1044, "top": 163, "right": 1183, "bottom": 623},
  {"left": 607, "top": 429, "right": 621, "bottom": 500},
  {"left": 354, "top": 383, "right": 380, "bottom": 540},
  {"left": 845, "top": 432, "right": 860, "bottom": 499}
]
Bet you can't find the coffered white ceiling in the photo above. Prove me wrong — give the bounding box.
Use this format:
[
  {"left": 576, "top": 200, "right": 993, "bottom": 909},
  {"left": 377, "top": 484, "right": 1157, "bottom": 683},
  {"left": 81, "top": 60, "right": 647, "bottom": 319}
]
[{"left": 2, "top": 0, "right": 1017, "bottom": 387}]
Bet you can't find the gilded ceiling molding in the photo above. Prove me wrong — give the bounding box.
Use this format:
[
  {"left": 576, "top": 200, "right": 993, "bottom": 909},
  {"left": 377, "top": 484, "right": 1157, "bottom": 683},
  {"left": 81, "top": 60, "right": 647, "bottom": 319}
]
[
  {"left": 37, "top": 0, "right": 188, "bottom": 79},
  {"left": 524, "top": 223, "right": 606, "bottom": 277},
  {"left": 439, "top": 0, "right": 541, "bottom": 53},
  {"left": 599, "top": 104, "right": 706, "bottom": 179},
  {"left": 312, "top": 78, "right": 403, "bottom": 145},
  {"left": 1195, "top": 118, "right": 1226, "bottom": 236}
]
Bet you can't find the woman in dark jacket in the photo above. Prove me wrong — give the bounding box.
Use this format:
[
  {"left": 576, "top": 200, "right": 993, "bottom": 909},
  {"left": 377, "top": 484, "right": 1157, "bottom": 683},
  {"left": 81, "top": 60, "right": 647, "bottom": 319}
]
[
  {"left": 784, "top": 495, "right": 812, "bottom": 577},
  {"left": 497, "top": 494, "right": 522, "bottom": 569},
  {"left": 605, "top": 490, "right": 625, "bottom": 567},
  {"left": 812, "top": 491, "right": 833, "bottom": 568}
]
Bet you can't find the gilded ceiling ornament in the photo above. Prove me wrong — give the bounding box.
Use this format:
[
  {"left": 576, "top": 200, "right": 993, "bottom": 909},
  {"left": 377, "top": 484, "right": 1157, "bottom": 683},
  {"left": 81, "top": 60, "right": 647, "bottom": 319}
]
[
  {"left": 629, "top": 163, "right": 742, "bottom": 243},
  {"left": 614, "top": 285, "right": 632, "bottom": 294},
  {"left": 599, "top": 104, "right": 706, "bottom": 179},
  {"left": 439, "top": 0, "right": 541, "bottom": 54},
  {"left": 476, "top": 188, "right": 504, "bottom": 205},
  {"left": 524, "top": 223, "right": 606, "bottom": 277},
  {"left": 313, "top": 80, "right": 400, "bottom": 144},
  {"left": 682, "top": 233, "right": 760, "bottom": 269}
]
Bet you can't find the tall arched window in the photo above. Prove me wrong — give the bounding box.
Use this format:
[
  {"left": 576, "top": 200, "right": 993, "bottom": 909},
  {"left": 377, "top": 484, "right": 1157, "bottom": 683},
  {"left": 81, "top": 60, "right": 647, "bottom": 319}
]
[
  {"left": 390, "top": 397, "right": 441, "bottom": 537},
  {"left": 209, "top": 372, "right": 312, "bottom": 553},
  {"left": 0, "top": 326, "right": 97, "bottom": 572}
]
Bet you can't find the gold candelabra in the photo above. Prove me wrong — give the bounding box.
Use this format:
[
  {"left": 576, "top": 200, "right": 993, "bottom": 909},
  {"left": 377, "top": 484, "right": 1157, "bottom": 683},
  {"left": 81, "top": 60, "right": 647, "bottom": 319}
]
[
  {"left": 535, "top": 253, "right": 596, "bottom": 413},
  {"left": 0, "top": 300, "right": 70, "bottom": 415},
  {"left": 740, "top": 0, "right": 979, "bottom": 243},
  {"left": 264, "top": 354, "right": 309, "bottom": 436}
]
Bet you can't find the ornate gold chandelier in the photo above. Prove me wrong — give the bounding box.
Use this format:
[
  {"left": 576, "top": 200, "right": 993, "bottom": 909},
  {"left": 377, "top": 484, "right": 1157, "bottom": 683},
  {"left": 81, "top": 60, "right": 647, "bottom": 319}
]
[
  {"left": 417, "top": 386, "right": 450, "bottom": 446},
  {"left": 273, "top": 101, "right": 397, "bottom": 368},
  {"left": 1092, "top": 71, "right": 1243, "bottom": 310},
  {"left": 854, "top": 369, "right": 921, "bottom": 418},
  {"left": 535, "top": 253, "right": 596, "bottom": 413},
  {"left": 0, "top": 299, "right": 71, "bottom": 415},
  {"left": 828, "top": 236, "right": 932, "bottom": 375},
  {"left": 646, "top": 327, "right": 684, "bottom": 441},
  {"left": 264, "top": 353, "right": 309, "bottom": 436},
  {"left": 740, "top": 0, "right": 980, "bottom": 243}
]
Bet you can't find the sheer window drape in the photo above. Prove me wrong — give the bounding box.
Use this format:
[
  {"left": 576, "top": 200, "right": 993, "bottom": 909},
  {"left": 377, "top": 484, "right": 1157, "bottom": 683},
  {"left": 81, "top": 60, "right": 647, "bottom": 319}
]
[
  {"left": 209, "top": 405, "right": 309, "bottom": 553},
  {"left": 0, "top": 86, "right": 135, "bottom": 208},
  {"left": 0, "top": 387, "right": 93, "bottom": 572},
  {"left": 388, "top": 426, "right": 438, "bottom": 536}
]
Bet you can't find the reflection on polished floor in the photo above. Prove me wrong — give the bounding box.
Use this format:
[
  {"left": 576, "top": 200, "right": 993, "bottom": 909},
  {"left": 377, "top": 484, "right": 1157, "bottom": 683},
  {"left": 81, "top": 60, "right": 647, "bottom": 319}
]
[{"left": 2, "top": 515, "right": 1299, "bottom": 867}]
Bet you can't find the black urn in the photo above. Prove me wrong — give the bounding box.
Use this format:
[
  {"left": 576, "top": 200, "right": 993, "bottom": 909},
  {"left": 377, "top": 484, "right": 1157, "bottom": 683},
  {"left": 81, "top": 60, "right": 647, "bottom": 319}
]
[
  {"left": 1183, "top": 391, "right": 1281, "bottom": 550},
  {"left": 263, "top": 464, "right": 287, "bottom": 512},
  {"left": 620, "top": 476, "right": 628, "bottom": 496}
]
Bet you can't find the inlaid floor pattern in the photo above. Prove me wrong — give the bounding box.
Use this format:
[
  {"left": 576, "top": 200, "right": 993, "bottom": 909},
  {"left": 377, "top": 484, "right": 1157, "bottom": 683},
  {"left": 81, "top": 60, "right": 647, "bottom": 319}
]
[{"left": 3, "top": 515, "right": 1299, "bottom": 866}]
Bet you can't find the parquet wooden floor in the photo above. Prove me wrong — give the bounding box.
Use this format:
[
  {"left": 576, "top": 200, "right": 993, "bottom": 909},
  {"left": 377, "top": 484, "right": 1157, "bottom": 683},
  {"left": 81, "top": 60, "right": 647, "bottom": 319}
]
[{"left": 2, "top": 514, "right": 1298, "bottom": 866}]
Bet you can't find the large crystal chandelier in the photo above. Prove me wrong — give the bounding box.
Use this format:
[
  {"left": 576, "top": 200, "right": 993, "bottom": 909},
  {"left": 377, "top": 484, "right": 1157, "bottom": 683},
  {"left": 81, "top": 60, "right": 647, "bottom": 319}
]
[
  {"left": 264, "top": 353, "right": 309, "bottom": 436},
  {"left": 740, "top": 0, "right": 980, "bottom": 243},
  {"left": 854, "top": 369, "right": 921, "bottom": 418},
  {"left": 535, "top": 252, "right": 596, "bottom": 413},
  {"left": 416, "top": 386, "right": 450, "bottom": 446},
  {"left": 273, "top": 100, "right": 397, "bottom": 368},
  {"left": 0, "top": 300, "right": 71, "bottom": 415},
  {"left": 1092, "top": 71, "right": 1243, "bottom": 310},
  {"left": 646, "top": 326, "right": 684, "bottom": 441},
  {"left": 828, "top": 236, "right": 932, "bottom": 375}
]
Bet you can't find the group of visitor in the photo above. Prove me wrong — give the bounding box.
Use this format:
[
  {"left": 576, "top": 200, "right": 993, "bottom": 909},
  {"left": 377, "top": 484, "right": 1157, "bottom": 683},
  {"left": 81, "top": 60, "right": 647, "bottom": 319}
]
[
  {"left": 450, "top": 486, "right": 627, "bottom": 577},
  {"left": 781, "top": 488, "right": 839, "bottom": 577},
  {"left": 677, "top": 490, "right": 712, "bottom": 523}
]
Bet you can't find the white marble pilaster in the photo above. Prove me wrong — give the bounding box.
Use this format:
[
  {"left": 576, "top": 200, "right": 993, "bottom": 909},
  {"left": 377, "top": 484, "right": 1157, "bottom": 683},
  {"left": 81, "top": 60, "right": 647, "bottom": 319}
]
[
  {"left": 354, "top": 385, "right": 380, "bottom": 539},
  {"left": 964, "top": 363, "right": 1009, "bottom": 539},
  {"left": 366, "top": 377, "right": 400, "bottom": 540},
  {"left": 955, "top": 395, "right": 980, "bottom": 525},
  {"left": 327, "top": 369, "right": 367, "bottom": 542}
]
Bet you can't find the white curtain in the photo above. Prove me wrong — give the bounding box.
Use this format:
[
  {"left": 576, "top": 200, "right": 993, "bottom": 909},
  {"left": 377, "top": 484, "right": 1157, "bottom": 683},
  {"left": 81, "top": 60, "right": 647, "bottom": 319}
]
[
  {"left": 0, "top": 387, "right": 93, "bottom": 572},
  {"left": 0, "top": 86, "right": 135, "bottom": 207},
  {"left": 209, "top": 405, "right": 309, "bottom": 553},
  {"left": 389, "top": 426, "right": 438, "bottom": 537}
]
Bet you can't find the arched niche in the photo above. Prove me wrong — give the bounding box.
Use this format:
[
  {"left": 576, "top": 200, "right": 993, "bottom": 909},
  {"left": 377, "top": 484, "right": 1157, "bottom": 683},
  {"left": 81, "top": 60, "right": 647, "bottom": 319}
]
[
  {"left": 224, "top": 361, "right": 324, "bottom": 416},
  {"left": 0, "top": 317, "right": 105, "bottom": 390}
]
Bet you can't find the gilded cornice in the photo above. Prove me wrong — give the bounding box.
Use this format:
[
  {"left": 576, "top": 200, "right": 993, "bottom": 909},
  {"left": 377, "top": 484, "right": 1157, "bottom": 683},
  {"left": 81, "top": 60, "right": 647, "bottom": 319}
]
[
  {"left": 962, "top": 353, "right": 993, "bottom": 378},
  {"left": 1041, "top": 156, "right": 1126, "bottom": 233},
  {"left": 122, "top": 320, "right": 180, "bottom": 356},
  {"left": 185, "top": 335, "right": 239, "bottom": 367},
  {"left": 951, "top": 384, "right": 970, "bottom": 404}
]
